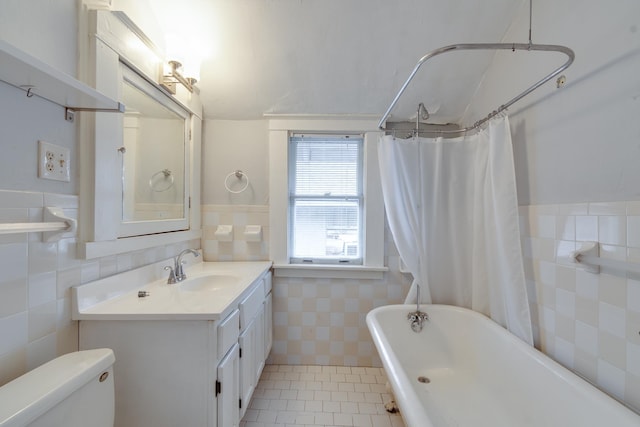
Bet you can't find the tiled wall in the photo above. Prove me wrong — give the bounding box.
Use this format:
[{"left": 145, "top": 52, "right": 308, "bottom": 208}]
[
  {"left": 267, "top": 270, "right": 411, "bottom": 367},
  {"left": 203, "top": 204, "right": 412, "bottom": 367},
  {"left": 0, "top": 190, "right": 199, "bottom": 387},
  {"left": 519, "top": 201, "right": 640, "bottom": 412},
  {"left": 202, "top": 200, "right": 640, "bottom": 410},
  {"left": 202, "top": 204, "right": 270, "bottom": 262}
]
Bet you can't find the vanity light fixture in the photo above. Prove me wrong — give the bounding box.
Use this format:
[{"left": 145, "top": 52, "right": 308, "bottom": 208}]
[{"left": 160, "top": 60, "right": 196, "bottom": 94}]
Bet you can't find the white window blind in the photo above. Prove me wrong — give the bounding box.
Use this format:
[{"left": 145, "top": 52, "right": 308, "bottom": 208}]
[{"left": 289, "top": 134, "right": 363, "bottom": 264}]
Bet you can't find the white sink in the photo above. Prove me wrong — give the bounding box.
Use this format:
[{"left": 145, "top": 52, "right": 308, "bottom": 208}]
[
  {"left": 179, "top": 275, "right": 239, "bottom": 292},
  {"left": 72, "top": 261, "right": 272, "bottom": 320}
]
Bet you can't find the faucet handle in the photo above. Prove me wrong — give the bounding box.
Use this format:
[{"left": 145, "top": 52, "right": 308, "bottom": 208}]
[{"left": 164, "top": 265, "right": 177, "bottom": 284}]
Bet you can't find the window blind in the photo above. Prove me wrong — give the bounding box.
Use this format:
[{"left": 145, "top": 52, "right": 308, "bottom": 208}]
[{"left": 289, "top": 134, "right": 363, "bottom": 264}]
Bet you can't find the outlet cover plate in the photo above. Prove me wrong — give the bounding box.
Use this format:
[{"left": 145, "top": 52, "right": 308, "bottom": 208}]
[{"left": 38, "top": 140, "right": 70, "bottom": 182}]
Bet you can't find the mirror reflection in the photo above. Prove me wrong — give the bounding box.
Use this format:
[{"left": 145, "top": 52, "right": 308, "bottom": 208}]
[{"left": 121, "top": 74, "right": 188, "bottom": 225}]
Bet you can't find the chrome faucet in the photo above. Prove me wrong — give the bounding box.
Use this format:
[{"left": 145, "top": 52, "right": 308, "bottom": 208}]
[
  {"left": 165, "top": 249, "right": 199, "bottom": 284},
  {"left": 407, "top": 284, "right": 429, "bottom": 332}
]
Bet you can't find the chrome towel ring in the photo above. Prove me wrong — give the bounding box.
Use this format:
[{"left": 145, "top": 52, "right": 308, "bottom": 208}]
[
  {"left": 149, "top": 169, "right": 174, "bottom": 192},
  {"left": 224, "top": 170, "right": 249, "bottom": 194}
]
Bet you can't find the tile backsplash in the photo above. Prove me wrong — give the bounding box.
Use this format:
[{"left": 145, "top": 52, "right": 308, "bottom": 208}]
[
  {"left": 267, "top": 273, "right": 410, "bottom": 367},
  {"left": 202, "top": 204, "right": 270, "bottom": 262},
  {"left": 520, "top": 201, "right": 640, "bottom": 412},
  {"left": 0, "top": 190, "right": 199, "bottom": 386},
  {"left": 203, "top": 204, "right": 412, "bottom": 367},
  {"left": 203, "top": 201, "right": 640, "bottom": 413},
  {"left": 3, "top": 193, "right": 638, "bottom": 413}
]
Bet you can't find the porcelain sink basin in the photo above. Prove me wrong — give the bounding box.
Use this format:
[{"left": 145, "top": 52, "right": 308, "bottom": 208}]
[{"left": 179, "top": 275, "right": 239, "bottom": 292}]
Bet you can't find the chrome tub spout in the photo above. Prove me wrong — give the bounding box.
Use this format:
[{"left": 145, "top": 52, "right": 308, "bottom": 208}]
[{"left": 407, "top": 284, "right": 429, "bottom": 332}]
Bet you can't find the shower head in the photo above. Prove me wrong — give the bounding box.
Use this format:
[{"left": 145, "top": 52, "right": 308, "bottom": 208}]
[
  {"left": 408, "top": 102, "right": 431, "bottom": 122},
  {"left": 418, "top": 103, "right": 429, "bottom": 121}
]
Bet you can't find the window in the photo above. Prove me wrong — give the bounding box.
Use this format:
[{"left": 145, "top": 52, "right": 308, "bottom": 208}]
[
  {"left": 289, "top": 134, "right": 363, "bottom": 264},
  {"left": 269, "top": 118, "right": 385, "bottom": 279}
]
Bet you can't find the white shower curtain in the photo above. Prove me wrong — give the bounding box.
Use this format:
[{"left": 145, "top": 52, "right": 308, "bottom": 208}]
[{"left": 378, "top": 114, "right": 533, "bottom": 345}]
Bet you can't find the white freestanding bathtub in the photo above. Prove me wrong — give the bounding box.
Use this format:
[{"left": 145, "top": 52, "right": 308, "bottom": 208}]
[{"left": 366, "top": 304, "right": 640, "bottom": 427}]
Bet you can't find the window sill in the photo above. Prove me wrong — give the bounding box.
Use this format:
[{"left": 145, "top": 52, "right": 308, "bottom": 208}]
[{"left": 272, "top": 263, "right": 387, "bottom": 280}]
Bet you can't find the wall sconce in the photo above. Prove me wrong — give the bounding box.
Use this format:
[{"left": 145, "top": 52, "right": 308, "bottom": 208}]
[{"left": 160, "top": 60, "right": 197, "bottom": 94}]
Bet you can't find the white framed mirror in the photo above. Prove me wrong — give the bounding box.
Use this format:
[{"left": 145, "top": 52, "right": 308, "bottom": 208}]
[
  {"left": 119, "top": 64, "right": 190, "bottom": 237},
  {"left": 78, "top": 9, "right": 202, "bottom": 259}
]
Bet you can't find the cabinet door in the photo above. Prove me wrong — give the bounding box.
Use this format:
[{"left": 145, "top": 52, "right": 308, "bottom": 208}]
[
  {"left": 238, "top": 316, "right": 257, "bottom": 419},
  {"left": 255, "top": 302, "right": 266, "bottom": 382},
  {"left": 264, "top": 292, "right": 273, "bottom": 360},
  {"left": 217, "top": 343, "right": 240, "bottom": 427}
]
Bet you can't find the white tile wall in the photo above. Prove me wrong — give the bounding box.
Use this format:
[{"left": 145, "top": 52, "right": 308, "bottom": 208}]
[
  {"left": 204, "top": 204, "right": 413, "bottom": 367},
  {"left": 0, "top": 190, "right": 199, "bottom": 386},
  {"left": 202, "top": 204, "right": 270, "bottom": 261},
  {"left": 7, "top": 192, "right": 634, "bottom": 411},
  {"left": 268, "top": 273, "right": 410, "bottom": 367},
  {"left": 520, "top": 201, "right": 640, "bottom": 411}
]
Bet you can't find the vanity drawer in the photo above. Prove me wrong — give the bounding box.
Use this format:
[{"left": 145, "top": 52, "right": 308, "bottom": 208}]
[
  {"left": 217, "top": 309, "right": 240, "bottom": 359},
  {"left": 239, "top": 280, "right": 265, "bottom": 330}
]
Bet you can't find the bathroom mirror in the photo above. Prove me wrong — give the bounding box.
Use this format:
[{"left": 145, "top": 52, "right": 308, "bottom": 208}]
[{"left": 119, "top": 64, "right": 190, "bottom": 237}]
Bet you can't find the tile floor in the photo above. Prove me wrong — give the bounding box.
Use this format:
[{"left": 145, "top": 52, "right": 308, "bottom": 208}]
[{"left": 241, "top": 365, "right": 406, "bottom": 427}]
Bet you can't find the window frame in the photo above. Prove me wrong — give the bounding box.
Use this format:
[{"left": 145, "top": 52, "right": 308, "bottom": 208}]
[
  {"left": 288, "top": 133, "right": 364, "bottom": 265},
  {"left": 268, "top": 117, "right": 387, "bottom": 279}
]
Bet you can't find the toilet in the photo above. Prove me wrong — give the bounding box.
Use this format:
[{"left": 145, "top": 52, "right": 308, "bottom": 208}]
[{"left": 0, "top": 348, "right": 115, "bottom": 427}]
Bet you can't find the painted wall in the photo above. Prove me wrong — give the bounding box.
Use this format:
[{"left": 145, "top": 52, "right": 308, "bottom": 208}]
[
  {"left": 3, "top": 0, "right": 638, "bottom": 414},
  {"left": 0, "top": 1, "right": 199, "bottom": 386},
  {"left": 0, "top": 0, "right": 77, "bottom": 76},
  {"left": 202, "top": 119, "right": 269, "bottom": 205},
  {"left": 464, "top": 0, "right": 640, "bottom": 205},
  {"left": 201, "top": 118, "right": 409, "bottom": 366},
  {"left": 0, "top": 1, "right": 78, "bottom": 195},
  {"left": 200, "top": 120, "right": 270, "bottom": 261},
  {"left": 200, "top": 1, "right": 640, "bottom": 411},
  {"left": 462, "top": 0, "right": 640, "bottom": 411}
]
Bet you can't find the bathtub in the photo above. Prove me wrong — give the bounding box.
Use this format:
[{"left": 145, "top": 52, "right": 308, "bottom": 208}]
[{"left": 366, "top": 304, "right": 640, "bottom": 427}]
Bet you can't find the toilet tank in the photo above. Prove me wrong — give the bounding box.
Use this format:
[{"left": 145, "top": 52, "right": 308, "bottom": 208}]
[{"left": 0, "top": 348, "right": 115, "bottom": 427}]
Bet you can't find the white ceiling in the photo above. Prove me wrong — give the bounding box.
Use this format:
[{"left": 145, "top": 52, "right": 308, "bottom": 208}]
[{"left": 147, "top": 0, "right": 527, "bottom": 122}]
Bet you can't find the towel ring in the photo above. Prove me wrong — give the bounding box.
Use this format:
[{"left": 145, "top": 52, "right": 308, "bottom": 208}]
[
  {"left": 149, "top": 169, "right": 174, "bottom": 192},
  {"left": 224, "top": 170, "right": 249, "bottom": 194}
]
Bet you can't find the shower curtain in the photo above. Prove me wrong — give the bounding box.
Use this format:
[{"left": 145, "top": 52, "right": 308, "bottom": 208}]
[{"left": 378, "top": 114, "right": 533, "bottom": 345}]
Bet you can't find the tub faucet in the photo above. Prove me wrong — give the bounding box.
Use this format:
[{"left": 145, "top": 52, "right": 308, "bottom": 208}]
[
  {"left": 166, "top": 249, "right": 199, "bottom": 283},
  {"left": 407, "top": 284, "right": 429, "bottom": 332}
]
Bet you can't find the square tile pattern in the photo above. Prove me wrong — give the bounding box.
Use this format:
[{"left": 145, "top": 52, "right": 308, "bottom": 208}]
[
  {"left": 241, "top": 365, "right": 405, "bottom": 427},
  {"left": 0, "top": 190, "right": 200, "bottom": 386},
  {"left": 2, "top": 191, "right": 639, "bottom": 413},
  {"left": 520, "top": 202, "right": 640, "bottom": 411},
  {"left": 202, "top": 204, "right": 270, "bottom": 262}
]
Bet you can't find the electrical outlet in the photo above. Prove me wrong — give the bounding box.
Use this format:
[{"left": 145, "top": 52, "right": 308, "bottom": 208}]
[{"left": 38, "top": 141, "right": 70, "bottom": 182}]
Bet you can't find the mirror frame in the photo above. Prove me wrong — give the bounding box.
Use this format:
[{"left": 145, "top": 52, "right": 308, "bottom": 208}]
[
  {"left": 119, "top": 63, "right": 191, "bottom": 237},
  {"left": 78, "top": 9, "right": 202, "bottom": 259}
]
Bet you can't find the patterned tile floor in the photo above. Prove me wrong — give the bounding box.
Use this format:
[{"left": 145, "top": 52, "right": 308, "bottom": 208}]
[{"left": 240, "top": 365, "right": 406, "bottom": 427}]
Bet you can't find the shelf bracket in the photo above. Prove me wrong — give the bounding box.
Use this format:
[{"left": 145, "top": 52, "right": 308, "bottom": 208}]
[
  {"left": 64, "top": 103, "right": 126, "bottom": 122},
  {"left": 42, "top": 206, "right": 77, "bottom": 242}
]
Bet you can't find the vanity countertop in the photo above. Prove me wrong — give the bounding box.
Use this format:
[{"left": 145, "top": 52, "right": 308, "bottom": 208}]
[{"left": 72, "top": 260, "right": 272, "bottom": 321}]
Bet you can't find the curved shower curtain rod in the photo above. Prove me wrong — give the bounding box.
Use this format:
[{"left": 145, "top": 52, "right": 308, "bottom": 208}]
[{"left": 378, "top": 42, "right": 575, "bottom": 134}]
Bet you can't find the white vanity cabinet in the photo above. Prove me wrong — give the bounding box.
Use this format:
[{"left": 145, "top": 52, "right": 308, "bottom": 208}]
[
  {"left": 217, "top": 343, "right": 240, "bottom": 427},
  {"left": 217, "top": 309, "right": 241, "bottom": 427},
  {"left": 263, "top": 273, "right": 273, "bottom": 360},
  {"left": 238, "top": 276, "right": 267, "bottom": 418},
  {"left": 74, "top": 262, "right": 272, "bottom": 427}
]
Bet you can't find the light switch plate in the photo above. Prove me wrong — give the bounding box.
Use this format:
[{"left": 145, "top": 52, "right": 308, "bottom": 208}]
[{"left": 38, "top": 140, "right": 70, "bottom": 182}]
